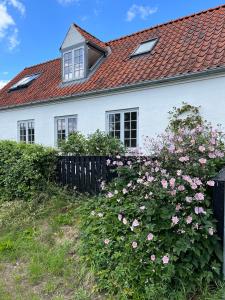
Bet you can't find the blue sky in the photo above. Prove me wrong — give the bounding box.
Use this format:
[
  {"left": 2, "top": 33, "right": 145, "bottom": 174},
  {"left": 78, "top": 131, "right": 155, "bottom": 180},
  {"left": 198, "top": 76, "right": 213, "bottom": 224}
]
[{"left": 0, "top": 0, "right": 225, "bottom": 88}]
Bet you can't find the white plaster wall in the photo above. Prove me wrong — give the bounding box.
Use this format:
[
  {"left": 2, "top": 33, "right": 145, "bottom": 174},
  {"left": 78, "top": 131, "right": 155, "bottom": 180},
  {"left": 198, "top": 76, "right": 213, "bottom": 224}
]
[{"left": 0, "top": 74, "right": 225, "bottom": 151}]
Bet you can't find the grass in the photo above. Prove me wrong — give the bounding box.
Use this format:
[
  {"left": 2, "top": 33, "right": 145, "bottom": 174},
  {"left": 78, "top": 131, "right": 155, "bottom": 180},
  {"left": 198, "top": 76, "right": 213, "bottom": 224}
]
[
  {"left": 0, "top": 186, "right": 224, "bottom": 300},
  {"left": 0, "top": 186, "right": 104, "bottom": 300}
]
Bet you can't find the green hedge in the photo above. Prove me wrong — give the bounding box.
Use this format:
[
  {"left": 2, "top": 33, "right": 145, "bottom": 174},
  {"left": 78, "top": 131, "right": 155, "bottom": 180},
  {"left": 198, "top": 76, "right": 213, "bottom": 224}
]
[{"left": 0, "top": 141, "right": 57, "bottom": 201}]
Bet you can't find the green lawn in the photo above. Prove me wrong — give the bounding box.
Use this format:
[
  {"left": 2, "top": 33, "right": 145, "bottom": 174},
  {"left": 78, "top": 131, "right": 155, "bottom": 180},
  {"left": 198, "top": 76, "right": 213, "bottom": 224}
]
[
  {"left": 0, "top": 187, "right": 105, "bottom": 300},
  {"left": 0, "top": 187, "right": 224, "bottom": 300}
]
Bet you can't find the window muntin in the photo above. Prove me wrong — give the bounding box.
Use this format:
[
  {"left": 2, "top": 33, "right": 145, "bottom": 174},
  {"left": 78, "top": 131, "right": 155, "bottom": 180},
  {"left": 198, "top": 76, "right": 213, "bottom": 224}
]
[
  {"left": 56, "top": 115, "right": 77, "bottom": 144},
  {"left": 63, "top": 48, "right": 84, "bottom": 81},
  {"left": 18, "top": 120, "right": 35, "bottom": 144},
  {"left": 132, "top": 39, "right": 157, "bottom": 56},
  {"left": 107, "top": 109, "right": 138, "bottom": 148}
]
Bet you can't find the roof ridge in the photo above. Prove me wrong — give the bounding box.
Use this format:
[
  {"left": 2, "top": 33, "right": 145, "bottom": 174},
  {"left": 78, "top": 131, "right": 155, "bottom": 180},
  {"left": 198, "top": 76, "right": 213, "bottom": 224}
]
[
  {"left": 24, "top": 57, "right": 60, "bottom": 70},
  {"left": 73, "top": 23, "right": 105, "bottom": 45},
  {"left": 106, "top": 4, "right": 225, "bottom": 44}
]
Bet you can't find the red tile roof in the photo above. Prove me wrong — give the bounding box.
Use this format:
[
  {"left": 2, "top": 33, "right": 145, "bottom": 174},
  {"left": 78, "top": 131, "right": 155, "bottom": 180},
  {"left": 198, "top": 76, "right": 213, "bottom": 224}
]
[{"left": 1, "top": 4, "right": 225, "bottom": 108}]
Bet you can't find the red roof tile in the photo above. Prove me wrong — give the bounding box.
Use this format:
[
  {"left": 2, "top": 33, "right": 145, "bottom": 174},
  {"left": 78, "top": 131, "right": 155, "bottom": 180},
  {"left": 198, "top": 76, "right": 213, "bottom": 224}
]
[{"left": 1, "top": 5, "right": 225, "bottom": 108}]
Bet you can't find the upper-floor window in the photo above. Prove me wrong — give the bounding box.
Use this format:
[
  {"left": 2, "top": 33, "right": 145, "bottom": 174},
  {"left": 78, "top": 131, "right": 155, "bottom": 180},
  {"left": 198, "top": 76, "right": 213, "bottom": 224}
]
[
  {"left": 132, "top": 39, "right": 158, "bottom": 56},
  {"left": 63, "top": 48, "right": 84, "bottom": 82},
  {"left": 18, "top": 120, "right": 35, "bottom": 144},
  {"left": 55, "top": 115, "right": 77, "bottom": 145},
  {"left": 106, "top": 109, "right": 138, "bottom": 148}
]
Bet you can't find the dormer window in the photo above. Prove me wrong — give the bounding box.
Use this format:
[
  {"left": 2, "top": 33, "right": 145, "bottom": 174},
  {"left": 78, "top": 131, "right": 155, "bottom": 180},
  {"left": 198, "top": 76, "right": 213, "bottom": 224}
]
[
  {"left": 63, "top": 47, "right": 85, "bottom": 81},
  {"left": 61, "top": 24, "right": 108, "bottom": 84}
]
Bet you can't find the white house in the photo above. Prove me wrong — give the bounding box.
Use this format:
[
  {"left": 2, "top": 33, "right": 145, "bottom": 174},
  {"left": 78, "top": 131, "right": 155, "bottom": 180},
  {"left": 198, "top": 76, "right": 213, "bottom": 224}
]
[{"left": 1, "top": 5, "right": 225, "bottom": 151}]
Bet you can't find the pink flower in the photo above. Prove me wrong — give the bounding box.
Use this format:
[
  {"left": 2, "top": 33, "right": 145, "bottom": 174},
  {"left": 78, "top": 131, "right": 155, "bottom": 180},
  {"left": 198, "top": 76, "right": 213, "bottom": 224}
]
[
  {"left": 147, "top": 176, "right": 154, "bottom": 182},
  {"left": 199, "top": 158, "right": 207, "bottom": 165},
  {"left": 185, "top": 197, "right": 193, "bottom": 203},
  {"left": 107, "top": 192, "right": 113, "bottom": 198},
  {"left": 170, "top": 190, "right": 177, "bottom": 196},
  {"left": 162, "top": 255, "right": 169, "bottom": 264},
  {"left": 207, "top": 180, "right": 215, "bottom": 187},
  {"left": 210, "top": 138, "right": 216, "bottom": 145},
  {"left": 172, "top": 216, "right": 179, "bottom": 225},
  {"left": 177, "top": 170, "right": 182, "bottom": 176},
  {"left": 195, "top": 178, "right": 202, "bottom": 186},
  {"left": 122, "top": 188, "right": 128, "bottom": 194},
  {"left": 161, "top": 179, "right": 168, "bottom": 189},
  {"left": 123, "top": 218, "right": 128, "bottom": 225},
  {"left": 199, "top": 146, "right": 205, "bottom": 152},
  {"left": 169, "top": 178, "right": 176, "bottom": 188},
  {"left": 132, "top": 219, "right": 139, "bottom": 227},
  {"left": 178, "top": 185, "right": 185, "bottom": 191},
  {"left": 150, "top": 254, "right": 156, "bottom": 261},
  {"left": 147, "top": 233, "right": 154, "bottom": 241},
  {"left": 186, "top": 216, "right": 193, "bottom": 224},
  {"left": 194, "top": 207, "right": 206, "bottom": 215},
  {"left": 118, "top": 214, "right": 123, "bottom": 221},
  {"left": 209, "top": 153, "right": 216, "bottom": 159},
  {"left": 132, "top": 241, "right": 138, "bottom": 249},
  {"left": 208, "top": 228, "right": 214, "bottom": 236},
  {"left": 176, "top": 204, "right": 182, "bottom": 211},
  {"left": 104, "top": 239, "right": 110, "bottom": 245},
  {"left": 140, "top": 206, "right": 146, "bottom": 210},
  {"left": 195, "top": 193, "right": 204, "bottom": 201},
  {"left": 190, "top": 183, "right": 198, "bottom": 190},
  {"left": 179, "top": 156, "right": 189, "bottom": 162}
]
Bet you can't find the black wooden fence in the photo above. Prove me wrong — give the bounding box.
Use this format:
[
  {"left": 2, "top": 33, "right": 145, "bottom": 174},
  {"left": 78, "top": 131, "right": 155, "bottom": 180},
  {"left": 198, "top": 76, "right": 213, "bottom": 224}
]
[{"left": 56, "top": 156, "right": 115, "bottom": 194}]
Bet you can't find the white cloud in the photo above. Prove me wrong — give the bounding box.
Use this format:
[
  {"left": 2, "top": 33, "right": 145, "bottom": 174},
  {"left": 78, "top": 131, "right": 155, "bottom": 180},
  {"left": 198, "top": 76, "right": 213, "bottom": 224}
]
[
  {"left": 57, "top": 0, "right": 79, "bottom": 5},
  {"left": 0, "top": 80, "right": 9, "bottom": 89},
  {"left": 0, "top": 0, "right": 24, "bottom": 50},
  {"left": 6, "top": 0, "right": 25, "bottom": 16},
  {"left": 126, "top": 4, "right": 158, "bottom": 22}
]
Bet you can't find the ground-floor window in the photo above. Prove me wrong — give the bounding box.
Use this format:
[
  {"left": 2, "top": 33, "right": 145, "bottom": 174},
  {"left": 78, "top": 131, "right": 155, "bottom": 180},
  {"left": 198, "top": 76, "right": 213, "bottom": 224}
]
[
  {"left": 55, "top": 115, "right": 77, "bottom": 145},
  {"left": 18, "top": 120, "right": 35, "bottom": 144},
  {"left": 106, "top": 108, "right": 138, "bottom": 148}
]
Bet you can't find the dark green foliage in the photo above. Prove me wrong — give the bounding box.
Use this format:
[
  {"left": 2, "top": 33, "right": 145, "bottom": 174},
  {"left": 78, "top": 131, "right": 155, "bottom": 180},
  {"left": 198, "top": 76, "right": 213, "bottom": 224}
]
[
  {"left": 0, "top": 141, "right": 57, "bottom": 201},
  {"left": 59, "top": 130, "right": 125, "bottom": 155}
]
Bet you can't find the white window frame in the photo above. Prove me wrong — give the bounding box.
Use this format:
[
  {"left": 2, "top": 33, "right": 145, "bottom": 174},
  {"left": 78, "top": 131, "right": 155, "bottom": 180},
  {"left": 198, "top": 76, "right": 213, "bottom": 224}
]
[
  {"left": 55, "top": 115, "right": 78, "bottom": 145},
  {"left": 63, "top": 47, "right": 85, "bottom": 82},
  {"left": 132, "top": 39, "right": 158, "bottom": 56},
  {"left": 106, "top": 108, "right": 139, "bottom": 148},
  {"left": 17, "top": 120, "right": 35, "bottom": 144}
]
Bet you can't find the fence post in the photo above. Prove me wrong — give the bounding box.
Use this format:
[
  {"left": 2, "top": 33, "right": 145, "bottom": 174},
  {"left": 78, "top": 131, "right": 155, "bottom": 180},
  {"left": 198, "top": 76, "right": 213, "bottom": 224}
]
[{"left": 214, "top": 167, "right": 225, "bottom": 280}]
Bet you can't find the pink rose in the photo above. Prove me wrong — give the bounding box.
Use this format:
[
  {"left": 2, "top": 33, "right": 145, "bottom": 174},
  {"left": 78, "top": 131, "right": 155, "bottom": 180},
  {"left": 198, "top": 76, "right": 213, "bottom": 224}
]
[
  {"left": 185, "top": 197, "right": 193, "bottom": 203},
  {"left": 207, "top": 180, "right": 215, "bottom": 187},
  {"left": 132, "top": 219, "right": 139, "bottom": 227},
  {"left": 195, "top": 193, "right": 204, "bottom": 201},
  {"left": 199, "top": 158, "right": 207, "bottom": 165},
  {"left": 122, "top": 188, "right": 128, "bottom": 194},
  {"left": 186, "top": 216, "right": 193, "bottom": 224},
  {"left": 118, "top": 214, "right": 123, "bottom": 221},
  {"left": 104, "top": 239, "right": 110, "bottom": 245},
  {"left": 179, "top": 156, "right": 189, "bottom": 162},
  {"left": 132, "top": 241, "right": 138, "bottom": 249},
  {"left": 178, "top": 185, "right": 185, "bottom": 191},
  {"left": 162, "top": 255, "right": 169, "bottom": 264},
  {"left": 122, "top": 218, "right": 128, "bottom": 225},
  {"left": 176, "top": 204, "right": 182, "bottom": 211},
  {"left": 161, "top": 179, "right": 168, "bottom": 189},
  {"left": 107, "top": 192, "right": 113, "bottom": 198},
  {"left": 150, "top": 254, "right": 156, "bottom": 261},
  {"left": 209, "top": 153, "right": 216, "bottom": 159},
  {"left": 177, "top": 170, "right": 182, "bottom": 176},
  {"left": 172, "top": 216, "right": 179, "bottom": 225},
  {"left": 147, "top": 233, "right": 154, "bottom": 241},
  {"left": 169, "top": 178, "right": 176, "bottom": 188},
  {"left": 199, "top": 146, "right": 205, "bottom": 152},
  {"left": 194, "top": 207, "right": 206, "bottom": 215},
  {"left": 208, "top": 228, "right": 214, "bottom": 236}
]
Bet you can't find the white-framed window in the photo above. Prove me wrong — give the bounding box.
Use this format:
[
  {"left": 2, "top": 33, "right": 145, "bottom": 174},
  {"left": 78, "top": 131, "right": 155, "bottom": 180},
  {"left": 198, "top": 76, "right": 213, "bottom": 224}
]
[
  {"left": 55, "top": 115, "right": 78, "bottom": 144},
  {"left": 132, "top": 39, "right": 158, "bottom": 56},
  {"left": 63, "top": 47, "right": 84, "bottom": 81},
  {"left": 106, "top": 109, "right": 138, "bottom": 148},
  {"left": 18, "top": 120, "right": 35, "bottom": 144}
]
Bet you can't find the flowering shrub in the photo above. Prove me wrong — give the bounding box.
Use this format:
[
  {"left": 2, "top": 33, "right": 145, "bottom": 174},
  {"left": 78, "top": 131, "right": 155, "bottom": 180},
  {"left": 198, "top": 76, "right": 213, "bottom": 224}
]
[{"left": 79, "top": 104, "right": 225, "bottom": 299}]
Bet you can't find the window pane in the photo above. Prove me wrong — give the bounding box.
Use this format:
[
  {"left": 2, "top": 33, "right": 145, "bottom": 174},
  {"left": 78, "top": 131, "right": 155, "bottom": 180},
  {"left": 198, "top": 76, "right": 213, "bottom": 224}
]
[
  {"left": 124, "top": 139, "right": 130, "bottom": 147},
  {"left": 19, "top": 123, "right": 26, "bottom": 142},
  {"left": 28, "top": 121, "right": 35, "bottom": 144},
  {"left": 68, "top": 117, "right": 77, "bottom": 134},
  {"left": 57, "top": 119, "right": 66, "bottom": 143},
  {"left": 108, "top": 113, "right": 120, "bottom": 139},
  {"left": 64, "top": 51, "right": 73, "bottom": 81},
  {"left": 131, "top": 112, "right": 137, "bottom": 120},
  {"left": 124, "top": 112, "right": 131, "bottom": 122},
  {"left": 74, "top": 48, "right": 84, "bottom": 80},
  {"left": 124, "top": 122, "right": 131, "bottom": 130},
  {"left": 123, "top": 111, "right": 137, "bottom": 148},
  {"left": 131, "top": 139, "right": 137, "bottom": 147}
]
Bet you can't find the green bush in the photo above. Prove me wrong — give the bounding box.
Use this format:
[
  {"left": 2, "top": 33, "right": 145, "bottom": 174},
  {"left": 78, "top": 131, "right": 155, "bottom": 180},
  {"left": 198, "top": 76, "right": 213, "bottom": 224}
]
[
  {"left": 79, "top": 104, "right": 225, "bottom": 299},
  {"left": 59, "top": 130, "right": 125, "bottom": 156},
  {"left": 0, "top": 141, "right": 57, "bottom": 201}
]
